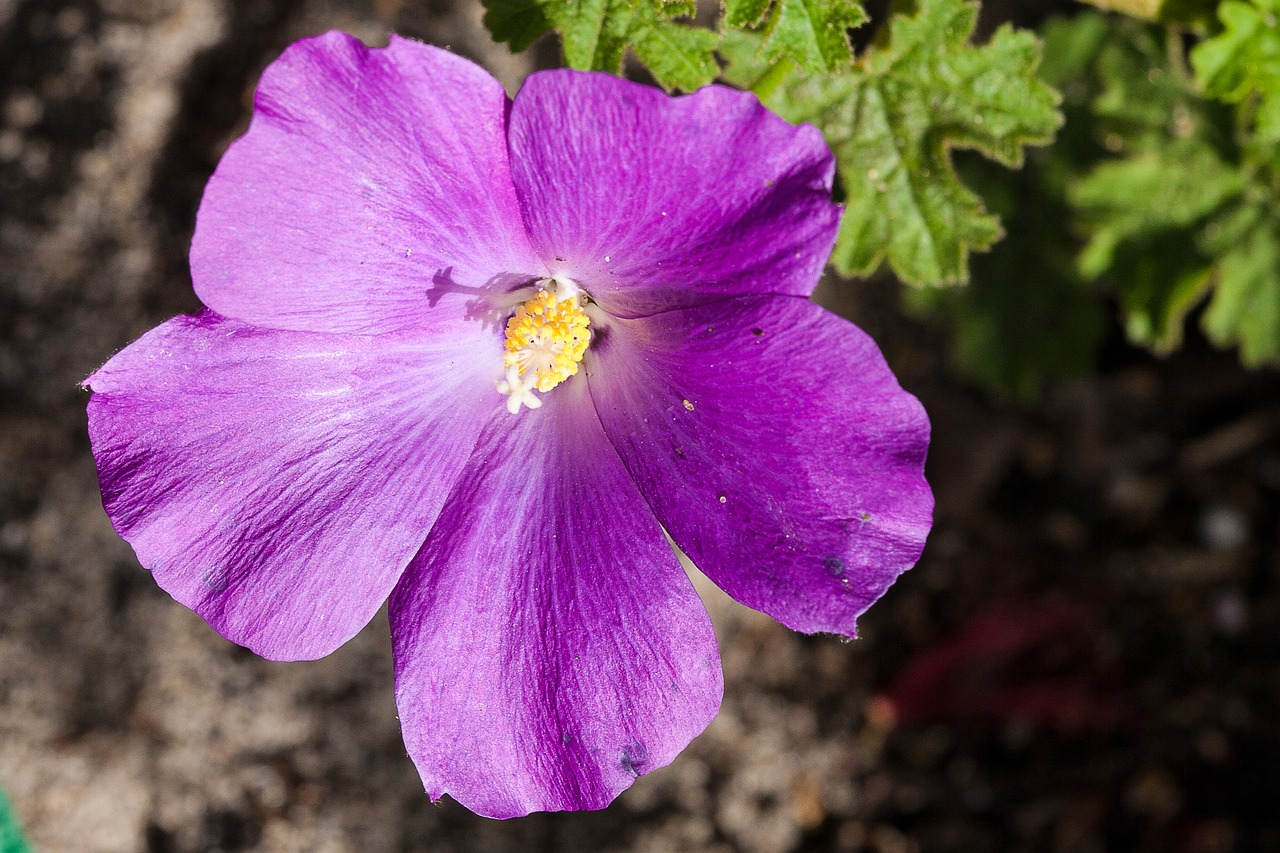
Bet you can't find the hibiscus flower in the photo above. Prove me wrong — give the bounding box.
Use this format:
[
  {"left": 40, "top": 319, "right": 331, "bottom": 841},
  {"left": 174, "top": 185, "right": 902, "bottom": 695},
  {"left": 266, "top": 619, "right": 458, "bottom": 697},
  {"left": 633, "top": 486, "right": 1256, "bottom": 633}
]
[{"left": 84, "top": 32, "right": 932, "bottom": 818}]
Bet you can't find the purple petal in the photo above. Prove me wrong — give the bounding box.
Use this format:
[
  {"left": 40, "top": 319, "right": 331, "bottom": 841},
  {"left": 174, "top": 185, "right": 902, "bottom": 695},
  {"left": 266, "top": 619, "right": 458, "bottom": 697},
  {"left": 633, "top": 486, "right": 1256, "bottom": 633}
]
[
  {"left": 507, "top": 71, "right": 841, "bottom": 317},
  {"left": 192, "top": 32, "right": 544, "bottom": 335},
  {"left": 587, "top": 296, "right": 933, "bottom": 636},
  {"left": 85, "top": 312, "right": 499, "bottom": 660},
  {"left": 390, "top": 379, "right": 722, "bottom": 818}
]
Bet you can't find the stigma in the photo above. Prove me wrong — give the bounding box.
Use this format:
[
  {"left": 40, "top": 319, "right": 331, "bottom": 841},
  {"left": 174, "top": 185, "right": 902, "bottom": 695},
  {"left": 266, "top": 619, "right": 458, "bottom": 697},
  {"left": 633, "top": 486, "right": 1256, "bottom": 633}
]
[{"left": 497, "top": 277, "right": 591, "bottom": 414}]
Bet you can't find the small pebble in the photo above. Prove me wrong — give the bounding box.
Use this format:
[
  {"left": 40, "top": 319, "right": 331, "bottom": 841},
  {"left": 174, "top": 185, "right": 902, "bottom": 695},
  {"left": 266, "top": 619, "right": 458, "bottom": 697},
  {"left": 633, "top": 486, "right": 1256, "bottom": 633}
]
[{"left": 1199, "top": 505, "right": 1250, "bottom": 550}]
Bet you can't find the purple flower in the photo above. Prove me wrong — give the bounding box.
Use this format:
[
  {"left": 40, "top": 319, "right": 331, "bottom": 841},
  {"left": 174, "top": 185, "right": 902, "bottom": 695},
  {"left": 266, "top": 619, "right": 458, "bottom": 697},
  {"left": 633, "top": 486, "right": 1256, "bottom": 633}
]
[{"left": 84, "top": 32, "right": 932, "bottom": 818}]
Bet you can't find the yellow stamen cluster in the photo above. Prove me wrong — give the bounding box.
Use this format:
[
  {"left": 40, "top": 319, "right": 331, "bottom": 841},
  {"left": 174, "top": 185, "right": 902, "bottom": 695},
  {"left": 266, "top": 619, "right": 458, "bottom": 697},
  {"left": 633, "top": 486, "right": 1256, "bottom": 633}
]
[{"left": 502, "top": 288, "right": 591, "bottom": 393}]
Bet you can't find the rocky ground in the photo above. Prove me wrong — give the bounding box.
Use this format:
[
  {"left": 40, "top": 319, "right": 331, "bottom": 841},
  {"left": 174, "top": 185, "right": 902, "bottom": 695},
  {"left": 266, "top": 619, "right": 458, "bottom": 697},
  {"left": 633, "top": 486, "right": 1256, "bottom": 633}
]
[{"left": 3, "top": 0, "right": 1280, "bottom": 851}]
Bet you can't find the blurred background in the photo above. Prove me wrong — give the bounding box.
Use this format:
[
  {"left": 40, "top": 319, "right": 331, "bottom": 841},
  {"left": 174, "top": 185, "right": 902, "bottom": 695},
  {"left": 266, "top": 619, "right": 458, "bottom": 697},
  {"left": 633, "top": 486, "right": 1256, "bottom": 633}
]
[{"left": 2, "top": 0, "right": 1280, "bottom": 850}]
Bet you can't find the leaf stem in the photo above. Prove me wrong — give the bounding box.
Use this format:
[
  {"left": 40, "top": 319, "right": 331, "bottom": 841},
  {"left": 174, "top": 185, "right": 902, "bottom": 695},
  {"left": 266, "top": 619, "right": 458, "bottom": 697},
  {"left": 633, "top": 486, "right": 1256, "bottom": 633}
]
[
  {"left": 750, "top": 56, "right": 796, "bottom": 101},
  {"left": 1164, "top": 23, "right": 1193, "bottom": 87}
]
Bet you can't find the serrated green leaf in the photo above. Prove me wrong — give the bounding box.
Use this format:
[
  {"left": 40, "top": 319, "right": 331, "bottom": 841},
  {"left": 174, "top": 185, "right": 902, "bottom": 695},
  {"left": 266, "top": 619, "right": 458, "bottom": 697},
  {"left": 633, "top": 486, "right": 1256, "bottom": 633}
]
[
  {"left": 724, "top": 0, "right": 772, "bottom": 28},
  {"left": 1185, "top": 1, "right": 1280, "bottom": 363},
  {"left": 1192, "top": 0, "right": 1280, "bottom": 143},
  {"left": 1091, "top": 23, "right": 1200, "bottom": 142},
  {"left": 482, "top": 0, "right": 719, "bottom": 91},
  {"left": 1073, "top": 147, "right": 1219, "bottom": 352},
  {"left": 1192, "top": 0, "right": 1280, "bottom": 99},
  {"left": 765, "top": 0, "right": 1060, "bottom": 285},
  {"left": 1116, "top": 243, "right": 1215, "bottom": 351},
  {"left": 626, "top": 4, "right": 721, "bottom": 88},
  {"left": 762, "top": 0, "right": 866, "bottom": 72},
  {"left": 1071, "top": 140, "right": 1247, "bottom": 275},
  {"left": 1203, "top": 208, "right": 1280, "bottom": 365},
  {"left": 723, "top": 0, "right": 864, "bottom": 73},
  {"left": 1069, "top": 140, "right": 1245, "bottom": 352}
]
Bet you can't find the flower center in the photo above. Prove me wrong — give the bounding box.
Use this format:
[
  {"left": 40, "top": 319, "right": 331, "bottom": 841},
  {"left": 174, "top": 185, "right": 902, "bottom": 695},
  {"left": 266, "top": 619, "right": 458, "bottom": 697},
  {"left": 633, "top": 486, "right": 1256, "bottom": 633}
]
[{"left": 496, "top": 277, "right": 591, "bottom": 413}]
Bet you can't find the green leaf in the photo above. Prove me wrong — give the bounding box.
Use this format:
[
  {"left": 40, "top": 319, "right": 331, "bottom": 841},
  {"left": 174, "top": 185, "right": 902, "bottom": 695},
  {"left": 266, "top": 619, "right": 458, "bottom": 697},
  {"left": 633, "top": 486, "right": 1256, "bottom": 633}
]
[
  {"left": 1037, "top": 12, "right": 1111, "bottom": 89},
  {"left": 1090, "top": 22, "right": 1204, "bottom": 144},
  {"left": 724, "top": 0, "right": 773, "bottom": 28},
  {"left": 1203, "top": 206, "right": 1280, "bottom": 365},
  {"left": 739, "top": 0, "right": 867, "bottom": 73},
  {"left": 718, "top": 27, "right": 776, "bottom": 88},
  {"left": 1075, "top": 154, "right": 1220, "bottom": 352},
  {"left": 1071, "top": 140, "right": 1247, "bottom": 276},
  {"left": 764, "top": 0, "right": 1061, "bottom": 285},
  {"left": 1192, "top": 0, "right": 1280, "bottom": 101},
  {"left": 1069, "top": 139, "right": 1246, "bottom": 351},
  {"left": 482, "top": 0, "right": 553, "bottom": 52},
  {"left": 482, "top": 0, "right": 719, "bottom": 91},
  {"left": 1112, "top": 240, "right": 1214, "bottom": 352},
  {"left": 1192, "top": 0, "right": 1280, "bottom": 143},
  {"left": 1184, "top": 1, "right": 1280, "bottom": 364}
]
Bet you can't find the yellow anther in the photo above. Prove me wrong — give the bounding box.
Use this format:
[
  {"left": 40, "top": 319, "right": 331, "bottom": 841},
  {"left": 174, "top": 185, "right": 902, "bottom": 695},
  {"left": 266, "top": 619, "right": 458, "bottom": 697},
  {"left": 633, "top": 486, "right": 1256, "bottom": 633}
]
[{"left": 502, "top": 287, "right": 591, "bottom": 395}]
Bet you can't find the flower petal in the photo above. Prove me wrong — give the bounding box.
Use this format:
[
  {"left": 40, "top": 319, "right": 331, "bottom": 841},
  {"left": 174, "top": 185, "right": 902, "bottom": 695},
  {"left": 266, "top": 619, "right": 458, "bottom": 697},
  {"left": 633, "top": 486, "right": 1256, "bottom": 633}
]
[
  {"left": 192, "top": 32, "right": 544, "bottom": 335},
  {"left": 507, "top": 71, "right": 841, "bottom": 317},
  {"left": 587, "top": 296, "right": 932, "bottom": 636},
  {"left": 389, "top": 379, "right": 722, "bottom": 818},
  {"left": 85, "top": 312, "right": 498, "bottom": 660}
]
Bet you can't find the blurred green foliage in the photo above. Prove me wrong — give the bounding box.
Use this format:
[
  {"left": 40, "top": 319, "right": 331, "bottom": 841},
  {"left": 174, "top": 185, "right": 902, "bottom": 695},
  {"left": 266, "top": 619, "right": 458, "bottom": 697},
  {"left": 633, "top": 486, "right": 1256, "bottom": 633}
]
[
  {"left": 1193, "top": 0, "right": 1280, "bottom": 142},
  {"left": 1062, "top": 4, "right": 1280, "bottom": 371},
  {"left": 0, "top": 785, "right": 32, "bottom": 853},
  {"left": 478, "top": 0, "right": 1280, "bottom": 396}
]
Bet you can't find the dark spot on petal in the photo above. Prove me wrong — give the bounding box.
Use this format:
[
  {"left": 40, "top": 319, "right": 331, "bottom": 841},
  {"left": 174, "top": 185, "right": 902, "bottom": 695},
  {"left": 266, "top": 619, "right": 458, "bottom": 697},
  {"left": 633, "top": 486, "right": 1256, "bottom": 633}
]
[
  {"left": 751, "top": 327, "right": 764, "bottom": 336},
  {"left": 824, "top": 556, "right": 846, "bottom": 577},
  {"left": 674, "top": 446, "right": 686, "bottom": 459},
  {"left": 620, "top": 743, "right": 650, "bottom": 777},
  {"left": 201, "top": 566, "right": 229, "bottom": 592}
]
